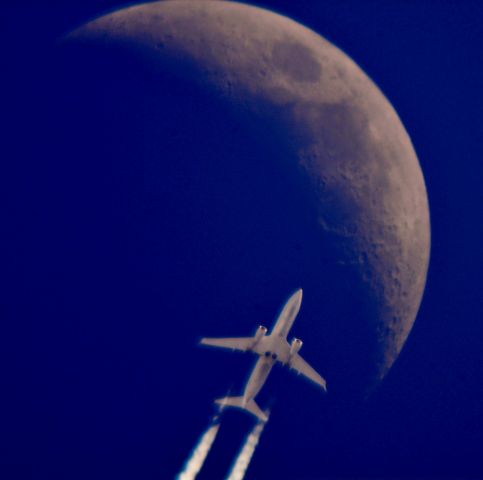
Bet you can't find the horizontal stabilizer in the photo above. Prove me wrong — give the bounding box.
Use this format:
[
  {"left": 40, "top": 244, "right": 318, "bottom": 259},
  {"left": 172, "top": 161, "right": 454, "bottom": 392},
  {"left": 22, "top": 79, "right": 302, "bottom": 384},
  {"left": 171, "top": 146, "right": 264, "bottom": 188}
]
[{"left": 215, "top": 396, "right": 268, "bottom": 423}]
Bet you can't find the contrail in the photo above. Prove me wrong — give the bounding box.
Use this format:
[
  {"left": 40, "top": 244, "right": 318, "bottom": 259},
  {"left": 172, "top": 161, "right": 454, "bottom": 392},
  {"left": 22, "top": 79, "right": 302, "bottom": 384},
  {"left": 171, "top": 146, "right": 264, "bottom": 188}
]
[
  {"left": 226, "top": 416, "right": 268, "bottom": 480},
  {"left": 176, "top": 416, "right": 221, "bottom": 480}
]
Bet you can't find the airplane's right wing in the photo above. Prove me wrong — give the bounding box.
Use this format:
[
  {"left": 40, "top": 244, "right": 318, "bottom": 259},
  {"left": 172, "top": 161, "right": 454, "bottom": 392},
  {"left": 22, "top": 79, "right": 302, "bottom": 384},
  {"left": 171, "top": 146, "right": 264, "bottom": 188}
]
[
  {"left": 200, "top": 337, "right": 254, "bottom": 352},
  {"left": 289, "top": 353, "right": 327, "bottom": 392}
]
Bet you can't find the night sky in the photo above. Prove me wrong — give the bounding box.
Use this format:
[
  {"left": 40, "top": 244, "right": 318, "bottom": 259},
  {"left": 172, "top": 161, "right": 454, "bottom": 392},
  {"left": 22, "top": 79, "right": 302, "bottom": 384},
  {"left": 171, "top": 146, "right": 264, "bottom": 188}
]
[{"left": 1, "top": 1, "right": 482, "bottom": 479}]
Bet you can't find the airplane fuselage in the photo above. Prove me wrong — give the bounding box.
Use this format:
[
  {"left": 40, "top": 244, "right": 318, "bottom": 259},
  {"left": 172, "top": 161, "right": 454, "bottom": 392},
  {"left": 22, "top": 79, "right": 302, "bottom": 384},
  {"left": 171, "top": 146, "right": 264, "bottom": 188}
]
[
  {"left": 244, "top": 354, "right": 276, "bottom": 402},
  {"left": 241, "top": 294, "right": 301, "bottom": 405}
]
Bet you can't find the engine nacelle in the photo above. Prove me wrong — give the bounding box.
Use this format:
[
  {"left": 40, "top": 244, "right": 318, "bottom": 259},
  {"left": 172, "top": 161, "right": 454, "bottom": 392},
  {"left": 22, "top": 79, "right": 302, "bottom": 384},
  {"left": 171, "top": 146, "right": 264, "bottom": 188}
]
[
  {"left": 254, "top": 325, "right": 268, "bottom": 342},
  {"left": 289, "top": 338, "right": 303, "bottom": 357}
]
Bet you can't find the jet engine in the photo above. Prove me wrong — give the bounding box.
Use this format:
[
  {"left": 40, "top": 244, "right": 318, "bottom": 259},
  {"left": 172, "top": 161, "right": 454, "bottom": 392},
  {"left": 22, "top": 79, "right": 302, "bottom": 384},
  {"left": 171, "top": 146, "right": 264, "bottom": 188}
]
[
  {"left": 254, "top": 325, "right": 268, "bottom": 343},
  {"left": 289, "top": 338, "right": 303, "bottom": 357}
]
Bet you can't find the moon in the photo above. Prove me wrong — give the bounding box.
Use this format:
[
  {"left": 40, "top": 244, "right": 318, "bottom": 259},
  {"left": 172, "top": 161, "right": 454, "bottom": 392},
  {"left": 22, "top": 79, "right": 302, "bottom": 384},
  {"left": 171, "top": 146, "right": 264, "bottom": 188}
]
[{"left": 51, "top": 0, "right": 430, "bottom": 398}]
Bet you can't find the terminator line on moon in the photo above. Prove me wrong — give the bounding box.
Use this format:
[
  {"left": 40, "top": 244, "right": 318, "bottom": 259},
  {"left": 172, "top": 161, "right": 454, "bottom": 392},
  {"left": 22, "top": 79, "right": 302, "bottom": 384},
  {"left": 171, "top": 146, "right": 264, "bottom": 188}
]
[{"left": 58, "top": 0, "right": 430, "bottom": 397}]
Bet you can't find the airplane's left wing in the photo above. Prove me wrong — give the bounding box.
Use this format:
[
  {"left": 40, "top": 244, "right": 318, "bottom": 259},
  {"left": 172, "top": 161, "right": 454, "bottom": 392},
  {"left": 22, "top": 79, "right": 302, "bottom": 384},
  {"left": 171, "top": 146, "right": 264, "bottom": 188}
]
[
  {"left": 289, "top": 354, "right": 327, "bottom": 392},
  {"left": 200, "top": 337, "right": 254, "bottom": 352}
]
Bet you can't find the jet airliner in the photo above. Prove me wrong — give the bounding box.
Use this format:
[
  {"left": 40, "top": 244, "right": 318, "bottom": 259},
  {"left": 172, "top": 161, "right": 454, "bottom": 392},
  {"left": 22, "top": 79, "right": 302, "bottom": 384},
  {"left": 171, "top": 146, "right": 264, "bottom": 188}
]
[{"left": 200, "top": 289, "right": 327, "bottom": 422}]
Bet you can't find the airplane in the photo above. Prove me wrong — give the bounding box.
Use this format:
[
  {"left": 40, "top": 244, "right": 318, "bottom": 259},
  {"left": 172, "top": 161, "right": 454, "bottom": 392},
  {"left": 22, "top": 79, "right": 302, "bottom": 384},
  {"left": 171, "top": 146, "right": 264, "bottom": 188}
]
[{"left": 200, "top": 289, "right": 327, "bottom": 422}]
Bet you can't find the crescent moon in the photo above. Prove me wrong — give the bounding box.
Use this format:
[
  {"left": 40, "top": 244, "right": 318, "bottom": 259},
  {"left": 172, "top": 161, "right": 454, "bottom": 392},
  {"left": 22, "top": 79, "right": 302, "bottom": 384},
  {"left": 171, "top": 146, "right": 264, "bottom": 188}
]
[{"left": 57, "top": 0, "right": 430, "bottom": 397}]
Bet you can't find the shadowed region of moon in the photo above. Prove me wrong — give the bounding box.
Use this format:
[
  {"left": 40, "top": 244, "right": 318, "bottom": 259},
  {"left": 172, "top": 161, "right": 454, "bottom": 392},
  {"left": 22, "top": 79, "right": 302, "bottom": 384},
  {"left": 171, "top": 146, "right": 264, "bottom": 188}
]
[{"left": 44, "top": 0, "right": 429, "bottom": 400}]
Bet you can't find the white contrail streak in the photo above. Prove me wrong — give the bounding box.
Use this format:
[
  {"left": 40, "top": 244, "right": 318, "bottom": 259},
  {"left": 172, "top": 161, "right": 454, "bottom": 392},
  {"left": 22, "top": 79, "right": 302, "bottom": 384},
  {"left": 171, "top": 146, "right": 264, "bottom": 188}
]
[
  {"left": 176, "top": 421, "right": 221, "bottom": 480},
  {"left": 226, "top": 420, "right": 267, "bottom": 480}
]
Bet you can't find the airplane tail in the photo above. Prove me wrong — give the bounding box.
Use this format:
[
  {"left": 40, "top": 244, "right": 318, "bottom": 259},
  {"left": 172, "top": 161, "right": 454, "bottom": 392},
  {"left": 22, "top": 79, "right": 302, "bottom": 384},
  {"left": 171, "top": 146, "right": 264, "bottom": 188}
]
[{"left": 215, "top": 396, "right": 268, "bottom": 423}]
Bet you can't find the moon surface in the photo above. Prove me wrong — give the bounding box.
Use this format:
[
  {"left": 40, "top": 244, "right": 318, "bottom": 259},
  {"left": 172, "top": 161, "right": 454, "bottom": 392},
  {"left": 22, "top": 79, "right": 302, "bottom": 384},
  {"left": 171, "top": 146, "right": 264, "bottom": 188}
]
[{"left": 53, "top": 0, "right": 430, "bottom": 398}]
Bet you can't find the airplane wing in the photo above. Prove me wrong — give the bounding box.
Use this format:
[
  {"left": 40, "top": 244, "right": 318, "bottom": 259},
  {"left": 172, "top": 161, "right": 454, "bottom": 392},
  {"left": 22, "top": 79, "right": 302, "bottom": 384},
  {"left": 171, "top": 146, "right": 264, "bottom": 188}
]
[
  {"left": 289, "top": 354, "right": 327, "bottom": 392},
  {"left": 200, "top": 337, "right": 254, "bottom": 352}
]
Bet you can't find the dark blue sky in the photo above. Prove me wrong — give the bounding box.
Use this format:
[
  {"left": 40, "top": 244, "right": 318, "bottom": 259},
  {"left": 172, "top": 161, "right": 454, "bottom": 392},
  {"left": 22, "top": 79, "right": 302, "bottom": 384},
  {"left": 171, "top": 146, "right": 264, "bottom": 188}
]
[{"left": 1, "top": 1, "right": 482, "bottom": 478}]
